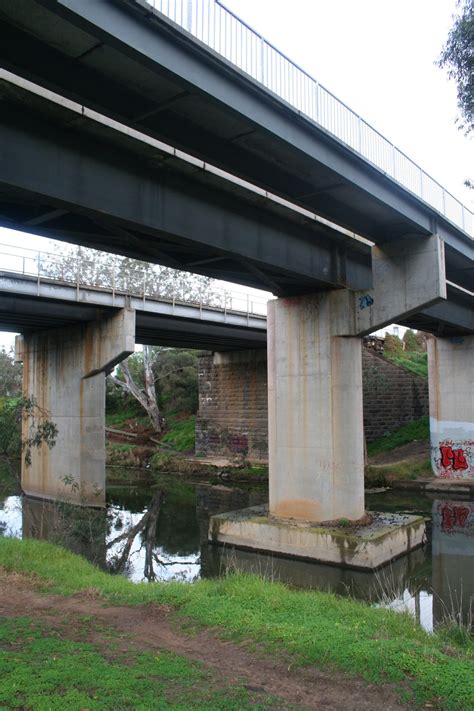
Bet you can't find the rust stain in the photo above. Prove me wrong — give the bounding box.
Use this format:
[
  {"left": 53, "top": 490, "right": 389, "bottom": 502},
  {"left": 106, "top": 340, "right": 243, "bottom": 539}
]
[
  {"left": 83, "top": 325, "right": 94, "bottom": 376},
  {"left": 272, "top": 498, "right": 322, "bottom": 521}
]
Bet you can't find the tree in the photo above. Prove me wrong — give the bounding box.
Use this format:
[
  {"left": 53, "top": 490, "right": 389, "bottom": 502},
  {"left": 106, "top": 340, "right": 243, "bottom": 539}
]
[
  {"left": 0, "top": 348, "right": 22, "bottom": 397},
  {"left": 438, "top": 0, "right": 473, "bottom": 136},
  {"left": 107, "top": 347, "right": 199, "bottom": 433},
  {"left": 41, "top": 245, "right": 221, "bottom": 305},
  {"left": 109, "top": 346, "right": 164, "bottom": 433}
]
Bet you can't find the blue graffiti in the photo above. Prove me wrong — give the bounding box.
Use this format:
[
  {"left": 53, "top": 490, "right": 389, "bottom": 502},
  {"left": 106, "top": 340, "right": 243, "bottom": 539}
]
[
  {"left": 359, "top": 294, "right": 374, "bottom": 310},
  {"left": 449, "top": 336, "right": 465, "bottom": 345}
]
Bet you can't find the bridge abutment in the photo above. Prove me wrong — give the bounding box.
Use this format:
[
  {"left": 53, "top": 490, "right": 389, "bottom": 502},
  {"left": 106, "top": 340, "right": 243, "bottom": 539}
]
[
  {"left": 428, "top": 335, "right": 474, "bottom": 478},
  {"left": 15, "top": 309, "right": 135, "bottom": 506}
]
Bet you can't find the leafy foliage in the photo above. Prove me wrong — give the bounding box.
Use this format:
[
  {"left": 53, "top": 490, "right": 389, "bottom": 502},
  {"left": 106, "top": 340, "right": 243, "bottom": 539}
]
[
  {"left": 438, "top": 0, "right": 474, "bottom": 135},
  {"left": 107, "top": 348, "right": 200, "bottom": 432},
  {"left": 0, "top": 396, "right": 58, "bottom": 464},
  {"left": 41, "top": 244, "right": 220, "bottom": 304},
  {"left": 0, "top": 348, "right": 22, "bottom": 397}
]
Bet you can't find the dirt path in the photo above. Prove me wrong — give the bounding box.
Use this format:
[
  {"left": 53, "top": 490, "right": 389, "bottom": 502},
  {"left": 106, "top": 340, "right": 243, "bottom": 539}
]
[{"left": 0, "top": 570, "right": 407, "bottom": 710}]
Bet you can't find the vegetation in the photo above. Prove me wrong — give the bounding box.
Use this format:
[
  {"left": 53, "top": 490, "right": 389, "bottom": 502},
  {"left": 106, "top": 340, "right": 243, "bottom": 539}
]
[
  {"left": 1, "top": 538, "right": 473, "bottom": 710},
  {"left": 0, "top": 396, "right": 58, "bottom": 464},
  {"left": 385, "top": 350, "right": 428, "bottom": 378},
  {"left": 0, "top": 616, "right": 278, "bottom": 710},
  {"left": 367, "top": 416, "right": 429, "bottom": 457},
  {"left": 365, "top": 458, "right": 432, "bottom": 486},
  {"left": 160, "top": 415, "right": 196, "bottom": 453},
  {"left": 437, "top": 0, "right": 473, "bottom": 137},
  {"left": 0, "top": 347, "right": 21, "bottom": 397},
  {"left": 382, "top": 331, "right": 428, "bottom": 377},
  {"left": 107, "top": 347, "right": 200, "bottom": 436}
]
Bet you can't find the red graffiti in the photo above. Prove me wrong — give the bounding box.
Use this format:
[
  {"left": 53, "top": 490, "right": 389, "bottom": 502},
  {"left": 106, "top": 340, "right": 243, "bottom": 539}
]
[
  {"left": 439, "top": 445, "right": 469, "bottom": 471},
  {"left": 440, "top": 504, "right": 470, "bottom": 531}
]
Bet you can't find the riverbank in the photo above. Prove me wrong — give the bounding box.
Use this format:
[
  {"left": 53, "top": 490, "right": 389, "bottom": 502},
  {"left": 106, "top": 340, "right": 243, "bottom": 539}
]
[{"left": 1, "top": 538, "right": 473, "bottom": 710}]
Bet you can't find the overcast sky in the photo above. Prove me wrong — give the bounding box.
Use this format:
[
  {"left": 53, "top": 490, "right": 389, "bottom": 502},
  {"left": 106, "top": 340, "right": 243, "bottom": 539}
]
[{"left": 1, "top": 0, "right": 471, "bottom": 349}]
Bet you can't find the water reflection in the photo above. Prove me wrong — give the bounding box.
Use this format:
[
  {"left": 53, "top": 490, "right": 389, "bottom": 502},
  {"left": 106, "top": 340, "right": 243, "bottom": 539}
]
[
  {"left": 432, "top": 499, "right": 474, "bottom": 630},
  {"left": 0, "top": 471, "right": 473, "bottom": 632}
]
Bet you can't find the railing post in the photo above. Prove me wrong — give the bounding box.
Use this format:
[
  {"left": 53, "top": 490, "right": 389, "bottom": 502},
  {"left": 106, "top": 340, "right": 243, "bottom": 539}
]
[
  {"left": 314, "top": 82, "right": 319, "bottom": 124},
  {"left": 37, "top": 252, "right": 41, "bottom": 296},
  {"left": 186, "top": 0, "right": 192, "bottom": 32},
  {"left": 76, "top": 252, "right": 80, "bottom": 300}
]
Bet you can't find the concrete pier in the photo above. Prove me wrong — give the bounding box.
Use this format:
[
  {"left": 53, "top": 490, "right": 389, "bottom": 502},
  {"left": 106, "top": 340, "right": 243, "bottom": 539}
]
[
  {"left": 428, "top": 335, "right": 474, "bottom": 478},
  {"left": 268, "top": 292, "right": 365, "bottom": 523},
  {"left": 15, "top": 309, "right": 135, "bottom": 506}
]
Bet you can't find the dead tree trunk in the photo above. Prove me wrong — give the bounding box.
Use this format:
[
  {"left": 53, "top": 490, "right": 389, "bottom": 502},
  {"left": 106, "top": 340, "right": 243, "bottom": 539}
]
[{"left": 108, "top": 346, "right": 162, "bottom": 433}]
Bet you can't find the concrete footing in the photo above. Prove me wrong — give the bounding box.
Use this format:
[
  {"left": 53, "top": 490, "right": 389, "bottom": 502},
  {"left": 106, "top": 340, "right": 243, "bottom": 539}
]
[{"left": 209, "top": 506, "right": 426, "bottom": 570}]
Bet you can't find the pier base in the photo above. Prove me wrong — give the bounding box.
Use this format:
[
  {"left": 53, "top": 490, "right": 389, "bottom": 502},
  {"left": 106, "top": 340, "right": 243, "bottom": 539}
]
[{"left": 209, "top": 507, "right": 426, "bottom": 570}]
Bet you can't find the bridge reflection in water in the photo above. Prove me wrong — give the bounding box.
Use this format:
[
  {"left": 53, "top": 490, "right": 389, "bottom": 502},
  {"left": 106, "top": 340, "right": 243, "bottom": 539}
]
[{"left": 1, "top": 477, "right": 472, "bottom": 632}]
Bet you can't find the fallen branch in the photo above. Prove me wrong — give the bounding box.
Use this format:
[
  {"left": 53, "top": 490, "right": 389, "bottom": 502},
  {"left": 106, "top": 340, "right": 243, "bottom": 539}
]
[{"left": 105, "top": 427, "right": 138, "bottom": 438}]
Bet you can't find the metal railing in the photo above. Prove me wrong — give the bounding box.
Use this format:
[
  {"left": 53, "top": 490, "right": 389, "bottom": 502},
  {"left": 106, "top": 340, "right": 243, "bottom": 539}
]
[
  {"left": 144, "top": 0, "right": 473, "bottom": 237},
  {"left": 0, "top": 244, "right": 269, "bottom": 317}
]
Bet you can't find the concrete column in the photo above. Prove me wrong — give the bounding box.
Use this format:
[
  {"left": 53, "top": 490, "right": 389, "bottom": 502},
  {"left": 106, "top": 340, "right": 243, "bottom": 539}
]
[
  {"left": 428, "top": 335, "right": 474, "bottom": 478},
  {"left": 15, "top": 309, "right": 135, "bottom": 506},
  {"left": 268, "top": 293, "right": 365, "bottom": 522}
]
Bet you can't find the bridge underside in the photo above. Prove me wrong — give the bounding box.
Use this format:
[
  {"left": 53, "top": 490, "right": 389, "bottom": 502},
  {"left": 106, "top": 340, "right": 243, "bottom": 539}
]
[
  {"left": 0, "top": 279, "right": 267, "bottom": 351},
  {"left": 0, "top": 0, "right": 471, "bottom": 291},
  {"left": 0, "top": 74, "right": 471, "bottom": 336}
]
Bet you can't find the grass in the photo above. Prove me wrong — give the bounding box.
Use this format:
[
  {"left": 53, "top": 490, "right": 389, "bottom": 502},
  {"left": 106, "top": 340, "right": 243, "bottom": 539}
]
[
  {"left": 367, "top": 416, "right": 429, "bottom": 457},
  {"left": 160, "top": 415, "right": 196, "bottom": 453},
  {"left": 385, "top": 351, "right": 428, "bottom": 378},
  {"left": 1, "top": 538, "right": 473, "bottom": 710},
  {"left": 105, "top": 410, "right": 150, "bottom": 429},
  {"left": 366, "top": 458, "right": 432, "bottom": 486},
  {"left": 0, "top": 616, "right": 280, "bottom": 710}
]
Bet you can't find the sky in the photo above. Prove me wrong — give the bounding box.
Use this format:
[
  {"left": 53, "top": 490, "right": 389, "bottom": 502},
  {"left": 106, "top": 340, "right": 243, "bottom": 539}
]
[{"left": 1, "top": 0, "right": 471, "bottom": 349}]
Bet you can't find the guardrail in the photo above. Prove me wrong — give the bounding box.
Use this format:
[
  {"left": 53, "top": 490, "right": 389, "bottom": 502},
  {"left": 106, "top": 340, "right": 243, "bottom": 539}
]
[
  {"left": 144, "top": 0, "right": 472, "bottom": 237},
  {"left": 0, "top": 244, "right": 268, "bottom": 317}
]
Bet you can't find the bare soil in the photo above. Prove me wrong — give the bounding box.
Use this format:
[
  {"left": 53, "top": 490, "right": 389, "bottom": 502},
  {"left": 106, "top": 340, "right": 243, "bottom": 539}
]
[
  {"left": 369, "top": 440, "right": 430, "bottom": 466},
  {"left": 0, "top": 570, "right": 408, "bottom": 710}
]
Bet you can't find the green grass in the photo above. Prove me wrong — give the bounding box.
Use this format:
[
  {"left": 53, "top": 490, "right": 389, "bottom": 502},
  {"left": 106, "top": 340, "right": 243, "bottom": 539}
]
[
  {"left": 0, "top": 616, "right": 279, "bottom": 710},
  {"left": 161, "top": 415, "right": 196, "bottom": 453},
  {"left": 367, "top": 416, "right": 429, "bottom": 457},
  {"left": 1, "top": 538, "right": 473, "bottom": 710},
  {"left": 366, "top": 458, "right": 432, "bottom": 486},
  {"left": 385, "top": 350, "right": 428, "bottom": 378},
  {"left": 105, "top": 412, "right": 149, "bottom": 428}
]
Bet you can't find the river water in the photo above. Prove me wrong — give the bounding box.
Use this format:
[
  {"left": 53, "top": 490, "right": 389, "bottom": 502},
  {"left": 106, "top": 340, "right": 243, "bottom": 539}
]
[{"left": 1, "top": 464, "right": 473, "bottom": 633}]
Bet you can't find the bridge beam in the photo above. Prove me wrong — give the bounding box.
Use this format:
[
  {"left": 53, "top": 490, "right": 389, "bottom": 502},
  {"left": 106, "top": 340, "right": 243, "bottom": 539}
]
[
  {"left": 15, "top": 309, "right": 135, "bottom": 506},
  {"left": 428, "top": 335, "right": 474, "bottom": 478}
]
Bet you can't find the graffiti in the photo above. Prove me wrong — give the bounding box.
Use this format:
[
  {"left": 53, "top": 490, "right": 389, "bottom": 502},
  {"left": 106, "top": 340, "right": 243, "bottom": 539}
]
[
  {"left": 439, "top": 503, "right": 471, "bottom": 531},
  {"left": 448, "top": 336, "right": 465, "bottom": 345},
  {"left": 439, "top": 445, "right": 469, "bottom": 471},
  {"left": 229, "top": 434, "right": 249, "bottom": 453},
  {"left": 433, "top": 438, "right": 473, "bottom": 478},
  {"left": 358, "top": 294, "right": 374, "bottom": 310}
]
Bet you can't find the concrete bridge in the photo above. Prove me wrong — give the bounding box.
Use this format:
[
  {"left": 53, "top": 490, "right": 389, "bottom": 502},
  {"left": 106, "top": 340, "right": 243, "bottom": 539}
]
[{"left": 1, "top": 0, "right": 472, "bottom": 567}]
